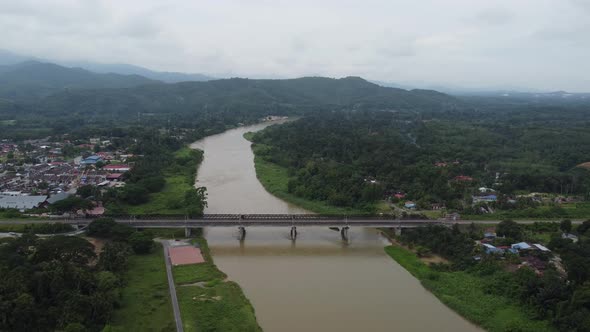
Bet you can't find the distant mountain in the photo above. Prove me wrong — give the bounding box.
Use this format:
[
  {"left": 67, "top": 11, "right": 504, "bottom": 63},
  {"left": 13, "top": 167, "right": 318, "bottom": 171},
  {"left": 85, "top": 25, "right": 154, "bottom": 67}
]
[
  {"left": 37, "top": 76, "right": 461, "bottom": 120},
  {"left": 0, "top": 49, "right": 214, "bottom": 83},
  {"left": 0, "top": 61, "right": 159, "bottom": 101},
  {"left": 64, "top": 61, "right": 215, "bottom": 83},
  {"left": 0, "top": 50, "right": 38, "bottom": 65}
]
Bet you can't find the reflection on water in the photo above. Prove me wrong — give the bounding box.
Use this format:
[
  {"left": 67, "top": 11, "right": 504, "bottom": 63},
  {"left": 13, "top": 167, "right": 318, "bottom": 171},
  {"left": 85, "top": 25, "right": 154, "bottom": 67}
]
[{"left": 193, "top": 122, "right": 480, "bottom": 332}]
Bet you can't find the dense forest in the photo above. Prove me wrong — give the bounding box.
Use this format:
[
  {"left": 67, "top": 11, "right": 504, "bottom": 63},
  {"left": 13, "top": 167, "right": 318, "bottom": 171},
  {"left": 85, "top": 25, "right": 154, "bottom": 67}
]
[
  {"left": 0, "top": 218, "right": 156, "bottom": 331},
  {"left": 251, "top": 107, "right": 590, "bottom": 211}
]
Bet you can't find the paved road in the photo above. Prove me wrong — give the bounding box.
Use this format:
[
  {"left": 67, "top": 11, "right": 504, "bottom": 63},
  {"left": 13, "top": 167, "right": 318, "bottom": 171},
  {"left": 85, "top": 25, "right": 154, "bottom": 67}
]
[{"left": 160, "top": 240, "right": 184, "bottom": 332}]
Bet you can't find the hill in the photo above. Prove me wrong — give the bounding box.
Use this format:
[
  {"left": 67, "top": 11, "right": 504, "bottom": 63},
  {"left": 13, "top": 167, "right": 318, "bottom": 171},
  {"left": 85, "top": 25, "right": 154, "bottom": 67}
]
[
  {"left": 65, "top": 61, "right": 215, "bottom": 83},
  {"left": 37, "top": 76, "right": 460, "bottom": 121},
  {"left": 0, "top": 61, "right": 159, "bottom": 100}
]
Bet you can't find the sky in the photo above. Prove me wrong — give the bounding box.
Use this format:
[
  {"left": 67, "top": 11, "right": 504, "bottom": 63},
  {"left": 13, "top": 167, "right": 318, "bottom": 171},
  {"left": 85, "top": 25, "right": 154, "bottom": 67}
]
[{"left": 0, "top": 0, "right": 589, "bottom": 91}]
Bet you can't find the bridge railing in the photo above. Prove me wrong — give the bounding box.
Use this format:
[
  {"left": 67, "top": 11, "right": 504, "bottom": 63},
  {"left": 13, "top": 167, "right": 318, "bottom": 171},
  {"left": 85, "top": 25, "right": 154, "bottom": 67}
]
[{"left": 78, "top": 213, "right": 421, "bottom": 221}]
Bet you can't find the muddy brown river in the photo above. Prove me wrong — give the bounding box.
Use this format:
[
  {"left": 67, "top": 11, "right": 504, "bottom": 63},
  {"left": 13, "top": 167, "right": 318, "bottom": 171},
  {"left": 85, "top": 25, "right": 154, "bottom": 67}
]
[{"left": 191, "top": 121, "right": 480, "bottom": 332}]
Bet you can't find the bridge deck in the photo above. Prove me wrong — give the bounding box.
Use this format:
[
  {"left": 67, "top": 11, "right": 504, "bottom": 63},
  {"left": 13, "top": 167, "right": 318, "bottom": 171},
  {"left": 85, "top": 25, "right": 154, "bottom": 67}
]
[{"left": 60, "top": 214, "right": 446, "bottom": 228}]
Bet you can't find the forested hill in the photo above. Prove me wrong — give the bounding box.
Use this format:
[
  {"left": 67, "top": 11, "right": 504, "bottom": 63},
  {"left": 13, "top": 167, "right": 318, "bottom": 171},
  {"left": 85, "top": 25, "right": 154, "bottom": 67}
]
[
  {"left": 250, "top": 110, "right": 590, "bottom": 210},
  {"left": 24, "top": 76, "right": 460, "bottom": 122},
  {"left": 0, "top": 61, "right": 159, "bottom": 101}
]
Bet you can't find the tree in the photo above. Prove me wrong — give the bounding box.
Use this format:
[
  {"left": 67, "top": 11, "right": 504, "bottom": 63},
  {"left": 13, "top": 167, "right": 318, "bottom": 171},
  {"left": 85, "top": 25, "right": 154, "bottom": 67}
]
[
  {"left": 98, "top": 242, "right": 131, "bottom": 273},
  {"left": 87, "top": 218, "right": 118, "bottom": 237},
  {"left": 128, "top": 232, "right": 154, "bottom": 254},
  {"left": 185, "top": 187, "right": 207, "bottom": 216},
  {"left": 50, "top": 196, "right": 94, "bottom": 213},
  {"left": 76, "top": 185, "right": 95, "bottom": 199},
  {"left": 33, "top": 236, "right": 96, "bottom": 265},
  {"left": 496, "top": 219, "right": 523, "bottom": 241},
  {"left": 560, "top": 219, "right": 573, "bottom": 234},
  {"left": 119, "top": 184, "right": 149, "bottom": 205},
  {"left": 577, "top": 220, "right": 590, "bottom": 235}
]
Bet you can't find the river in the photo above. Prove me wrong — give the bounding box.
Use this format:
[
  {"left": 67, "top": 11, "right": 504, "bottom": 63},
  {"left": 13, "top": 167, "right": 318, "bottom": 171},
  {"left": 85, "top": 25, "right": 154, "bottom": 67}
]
[{"left": 191, "top": 121, "right": 480, "bottom": 332}]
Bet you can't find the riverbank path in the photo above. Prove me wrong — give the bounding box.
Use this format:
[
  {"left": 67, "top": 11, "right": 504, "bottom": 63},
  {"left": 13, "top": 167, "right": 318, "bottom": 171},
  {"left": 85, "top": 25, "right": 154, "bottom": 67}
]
[{"left": 160, "top": 240, "right": 184, "bottom": 332}]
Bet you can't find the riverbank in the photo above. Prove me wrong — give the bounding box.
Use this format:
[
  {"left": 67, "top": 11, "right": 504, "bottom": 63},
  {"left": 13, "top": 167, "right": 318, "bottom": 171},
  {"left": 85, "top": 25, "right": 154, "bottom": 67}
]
[
  {"left": 121, "top": 147, "right": 203, "bottom": 215},
  {"left": 174, "top": 232, "right": 262, "bottom": 332},
  {"left": 249, "top": 141, "right": 369, "bottom": 215},
  {"left": 384, "top": 245, "right": 554, "bottom": 332}
]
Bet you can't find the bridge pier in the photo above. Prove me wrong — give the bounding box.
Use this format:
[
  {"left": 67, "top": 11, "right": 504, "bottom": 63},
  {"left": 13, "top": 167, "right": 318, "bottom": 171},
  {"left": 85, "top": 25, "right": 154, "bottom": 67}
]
[
  {"left": 238, "top": 226, "right": 246, "bottom": 241},
  {"left": 340, "top": 226, "right": 349, "bottom": 241},
  {"left": 184, "top": 227, "right": 193, "bottom": 237},
  {"left": 290, "top": 226, "right": 297, "bottom": 240},
  {"left": 393, "top": 227, "right": 402, "bottom": 237}
]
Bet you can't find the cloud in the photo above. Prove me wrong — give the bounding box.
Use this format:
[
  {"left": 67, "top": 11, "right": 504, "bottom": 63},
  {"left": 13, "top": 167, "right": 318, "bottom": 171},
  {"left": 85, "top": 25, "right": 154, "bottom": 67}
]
[
  {"left": 0, "top": 0, "right": 588, "bottom": 91},
  {"left": 470, "top": 7, "right": 514, "bottom": 26}
]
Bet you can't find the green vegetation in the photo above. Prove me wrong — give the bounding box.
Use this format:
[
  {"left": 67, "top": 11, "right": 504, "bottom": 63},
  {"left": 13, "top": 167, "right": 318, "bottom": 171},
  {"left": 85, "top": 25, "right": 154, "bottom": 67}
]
[
  {"left": 250, "top": 110, "right": 590, "bottom": 217},
  {"left": 0, "top": 222, "right": 73, "bottom": 234},
  {"left": 385, "top": 246, "right": 554, "bottom": 332},
  {"left": 107, "top": 147, "right": 206, "bottom": 215},
  {"left": 388, "top": 221, "right": 590, "bottom": 331},
  {"left": 108, "top": 244, "right": 175, "bottom": 332},
  {"left": 0, "top": 233, "right": 131, "bottom": 331},
  {"left": 253, "top": 146, "right": 366, "bottom": 214},
  {"left": 173, "top": 236, "right": 261, "bottom": 332}
]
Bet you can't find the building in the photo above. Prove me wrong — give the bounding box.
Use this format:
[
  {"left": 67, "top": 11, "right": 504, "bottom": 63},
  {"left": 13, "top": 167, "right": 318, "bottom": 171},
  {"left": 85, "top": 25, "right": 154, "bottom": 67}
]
[
  {"left": 482, "top": 243, "right": 503, "bottom": 254},
  {"left": 454, "top": 175, "right": 474, "bottom": 182},
  {"left": 0, "top": 195, "right": 47, "bottom": 211},
  {"left": 562, "top": 233, "right": 579, "bottom": 243},
  {"left": 404, "top": 201, "right": 417, "bottom": 209},
  {"left": 106, "top": 173, "right": 124, "bottom": 181},
  {"left": 473, "top": 194, "right": 498, "bottom": 204},
  {"left": 46, "top": 192, "right": 70, "bottom": 204},
  {"left": 103, "top": 164, "right": 131, "bottom": 172},
  {"left": 511, "top": 242, "right": 532, "bottom": 250},
  {"left": 80, "top": 155, "right": 103, "bottom": 165}
]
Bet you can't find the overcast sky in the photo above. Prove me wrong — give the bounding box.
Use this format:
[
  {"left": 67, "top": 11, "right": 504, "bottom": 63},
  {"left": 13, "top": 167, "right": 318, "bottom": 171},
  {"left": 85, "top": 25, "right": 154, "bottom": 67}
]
[{"left": 1, "top": 0, "right": 589, "bottom": 91}]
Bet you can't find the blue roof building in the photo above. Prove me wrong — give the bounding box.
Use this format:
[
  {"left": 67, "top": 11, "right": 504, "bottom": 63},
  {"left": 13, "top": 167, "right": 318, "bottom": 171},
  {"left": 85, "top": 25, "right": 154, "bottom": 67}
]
[{"left": 80, "top": 155, "right": 103, "bottom": 165}]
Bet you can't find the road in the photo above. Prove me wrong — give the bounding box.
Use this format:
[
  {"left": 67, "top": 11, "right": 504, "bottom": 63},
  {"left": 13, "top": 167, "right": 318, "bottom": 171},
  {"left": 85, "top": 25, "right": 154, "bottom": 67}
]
[{"left": 160, "top": 240, "right": 184, "bottom": 332}]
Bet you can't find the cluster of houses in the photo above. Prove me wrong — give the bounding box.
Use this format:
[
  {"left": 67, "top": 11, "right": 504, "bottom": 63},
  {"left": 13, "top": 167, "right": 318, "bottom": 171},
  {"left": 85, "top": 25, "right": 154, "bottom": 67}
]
[
  {"left": 0, "top": 137, "right": 135, "bottom": 213},
  {"left": 477, "top": 232, "right": 557, "bottom": 274}
]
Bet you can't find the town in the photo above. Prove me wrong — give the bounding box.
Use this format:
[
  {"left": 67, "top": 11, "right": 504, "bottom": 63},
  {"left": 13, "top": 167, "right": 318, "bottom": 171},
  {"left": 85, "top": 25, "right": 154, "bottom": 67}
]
[{"left": 0, "top": 136, "right": 134, "bottom": 216}]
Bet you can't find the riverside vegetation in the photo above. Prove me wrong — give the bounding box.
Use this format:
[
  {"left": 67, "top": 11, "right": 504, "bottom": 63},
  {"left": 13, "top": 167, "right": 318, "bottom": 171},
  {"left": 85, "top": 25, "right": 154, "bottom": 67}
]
[
  {"left": 384, "top": 221, "right": 590, "bottom": 331},
  {"left": 173, "top": 230, "right": 261, "bottom": 332},
  {"left": 249, "top": 109, "right": 590, "bottom": 218}
]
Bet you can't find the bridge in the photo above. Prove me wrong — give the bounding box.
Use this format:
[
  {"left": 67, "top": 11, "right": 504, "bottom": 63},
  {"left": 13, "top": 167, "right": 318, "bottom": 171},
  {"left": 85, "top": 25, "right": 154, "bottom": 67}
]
[
  {"left": 2, "top": 214, "right": 578, "bottom": 240},
  {"left": 57, "top": 214, "right": 452, "bottom": 240}
]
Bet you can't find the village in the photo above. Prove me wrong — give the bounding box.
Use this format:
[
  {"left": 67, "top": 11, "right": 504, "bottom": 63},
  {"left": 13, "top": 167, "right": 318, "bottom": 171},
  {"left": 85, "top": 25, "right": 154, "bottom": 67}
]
[{"left": 0, "top": 137, "right": 134, "bottom": 215}]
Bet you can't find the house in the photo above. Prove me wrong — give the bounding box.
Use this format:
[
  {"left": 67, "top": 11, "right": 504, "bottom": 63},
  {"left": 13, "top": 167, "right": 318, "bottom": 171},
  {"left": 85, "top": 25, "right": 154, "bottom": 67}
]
[
  {"left": 431, "top": 203, "right": 443, "bottom": 210},
  {"left": 483, "top": 232, "right": 496, "bottom": 239},
  {"left": 562, "top": 233, "right": 579, "bottom": 243},
  {"left": 482, "top": 243, "right": 503, "bottom": 254},
  {"left": 103, "top": 164, "right": 131, "bottom": 172},
  {"left": 454, "top": 175, "right": 474, "bottom": 182},
  {"left": 478, "top": 187, "right": 494, "bottom": 193},
  {"left": 80, "top": 155, "right": 103, "bottom": 165},
  {"left": 46, "top": 192, "right": 70, "bottom": 204},
  {"left": 532, "top": 243, "right": 551, "bottom": 252},
  {"left": 0, "top": 195, "right": 47, "bottom": 211},
  {"left": 404, "top": 201, "right": 416, "bottom": 209},
  {"left": 106, "top": 173, "right": 124, "bottom": 181},
  {"left": 511, "top": 242, "right": 533, "bottom": 250},
  {"left": 473, "top": 194, "right": 497, "bottom": 204}
]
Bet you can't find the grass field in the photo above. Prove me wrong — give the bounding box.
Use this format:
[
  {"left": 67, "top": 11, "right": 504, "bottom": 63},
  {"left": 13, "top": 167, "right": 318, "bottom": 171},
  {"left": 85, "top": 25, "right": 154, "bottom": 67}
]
[
  {"left": 384, "top": 245, "right": 554, "bottom": 332},
  {"left": 108, "top": 244, "right": 175, "bottom": 332},
  {"left": 174, "top": 237, "right": 261, "bottom": 332}
]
